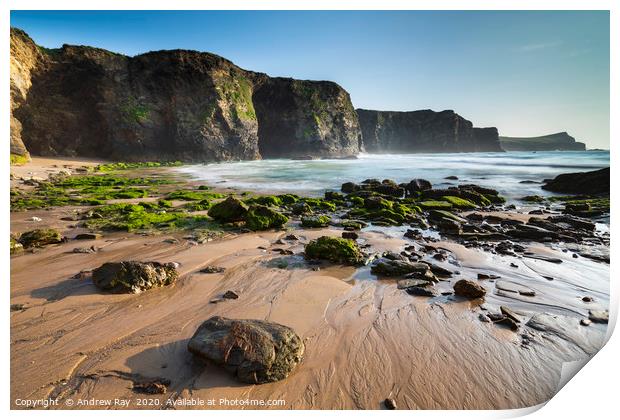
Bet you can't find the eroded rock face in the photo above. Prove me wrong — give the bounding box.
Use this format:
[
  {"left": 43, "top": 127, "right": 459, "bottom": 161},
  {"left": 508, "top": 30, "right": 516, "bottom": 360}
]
[
  {"left": 253, "top": 77, "right": 361, "bottom": 158},
  {"left": 10, "top": 28, "right": 361, "bottom": 161},
  {"left": 187, "top": 316, "right": 304, "bottom": 384},
  {"left": 92, "top": 261, "right": 178, "bottom": 293},
  {"left": 357, "top": 109, "right": 503, "bottom": 153},
  {"left": 10, "top": 28, "right": 46, "bottom": 161}
]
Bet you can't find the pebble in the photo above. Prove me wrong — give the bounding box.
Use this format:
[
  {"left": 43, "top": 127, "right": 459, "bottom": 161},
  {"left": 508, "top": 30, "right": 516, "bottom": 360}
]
[{"left": 384, "top": 398, "right": 397, "bottom": 410}]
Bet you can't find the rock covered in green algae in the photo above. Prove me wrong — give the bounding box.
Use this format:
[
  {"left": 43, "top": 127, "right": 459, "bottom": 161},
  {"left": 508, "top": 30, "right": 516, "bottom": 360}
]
[
  {"left": 92, "top": 261, "right": 179, "bottom": 294},
  {"left": 245, "top": 205, "right": 288, "bottom": 230},
  {"left": 207, "top": 196, "right": 248, "bottom": 222},
  {"left": 18, "top": 228, "right": 63, "bottom": 248},
  {"left": 304, "top": 236, "right": 363, "bottom": 265},
  {"left": 187, "top": 316, "right": 304, "bottom": 384},
  {"left": 301, "top": 215, "right": 331, "bottom": 228},
  {"left": 10, "top": 236, "right": 24, "bottom": 254}
]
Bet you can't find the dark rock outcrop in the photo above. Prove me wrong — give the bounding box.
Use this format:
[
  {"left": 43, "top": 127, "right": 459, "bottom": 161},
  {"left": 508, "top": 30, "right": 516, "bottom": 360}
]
[
  {"left": 500, "top": 132, "right": 586, "bottom": 151},
  {"left": 542, "top": 167, "right": 610, "bottom": 195},
  {"left": 187, "top": 316, "right": 304, "bottom": 383},
  {"left": 356, "top": 109, "right": 503, "bottom": 153},
  {"left": 253, "top": 78, "right": 361, "bottom": 158},
  {"left": 10, "top": 28, "right": 361, "bottom": 161}
]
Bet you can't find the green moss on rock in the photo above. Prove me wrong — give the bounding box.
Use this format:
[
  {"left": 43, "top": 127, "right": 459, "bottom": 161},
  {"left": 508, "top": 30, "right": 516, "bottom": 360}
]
[
  {"left": 208, "top": 196, "right": 248, "bottom": 222},
  {"left": 304, "top": 236, "right": 363, "bottom": 265},
  {"left": 301, "top": 215, "right": 331, "bottom": 228},
  {"left": 19, "top": 228, "right": 63, "bottom": 248},
  {"left": 442, "top": 196, "right": 477, "bottom": 209},
  {"left": 245, "top": 205, "right": 289, "bottom": 230}
]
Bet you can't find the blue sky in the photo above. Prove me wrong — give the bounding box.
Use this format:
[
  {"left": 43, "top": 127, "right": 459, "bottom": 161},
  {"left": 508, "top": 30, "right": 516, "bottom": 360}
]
[{"left": 11, "top": 10, "right": 610, "bottom": 148}]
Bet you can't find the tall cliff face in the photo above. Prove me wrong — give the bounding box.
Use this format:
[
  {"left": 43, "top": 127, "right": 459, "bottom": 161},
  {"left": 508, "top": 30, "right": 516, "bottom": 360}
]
[
  {"left": 357, "top": 109, "right": 503, "bottom": 153},
  {"left": 253, "top": 78, "right": 361, "bottom": 158},
  {"left": 10, "top": 29, "right": 47, "bottom": 161},
  {"left": 10, "top": 28, "right": 361, "bottom": 162},
  {"left": 499, "top": 132, "right": 586, "bottom": 151}
]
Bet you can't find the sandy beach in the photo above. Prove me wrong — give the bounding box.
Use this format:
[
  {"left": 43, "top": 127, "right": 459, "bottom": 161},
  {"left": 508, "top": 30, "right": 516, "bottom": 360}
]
[{"left": 10, "top": 158, "right": 609, "bottom": 410}]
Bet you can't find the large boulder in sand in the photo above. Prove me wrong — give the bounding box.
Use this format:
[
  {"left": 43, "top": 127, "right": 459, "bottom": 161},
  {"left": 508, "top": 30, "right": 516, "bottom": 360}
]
[
  {"left": 208, "top": 197, "right": 248, "bottom": 222},
  {"left": 187, "top": 316, "right": 304, "bottom": 384},
  {"left": 245, "top": 205, "right": 288, "bottom": 230},
  {"left": 453, "top": 279, "right": 486, "bottom": 299},
  {"left": 19, "top": 228, "right": 63, "bottom": 248},
  {"left": 542, "top": 167, "right": 609, "bottom": 195},
  {"left": 304, "top": 236, "right": 363, "bottom": 265},
  {"left": 92, "top": 261, "right": 178, "bottom": 293}
]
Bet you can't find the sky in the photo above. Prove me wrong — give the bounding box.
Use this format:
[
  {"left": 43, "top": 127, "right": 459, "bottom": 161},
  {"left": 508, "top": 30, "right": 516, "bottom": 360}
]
[{"left": 10, "top": 10, "right": 610, "bottom": 149}]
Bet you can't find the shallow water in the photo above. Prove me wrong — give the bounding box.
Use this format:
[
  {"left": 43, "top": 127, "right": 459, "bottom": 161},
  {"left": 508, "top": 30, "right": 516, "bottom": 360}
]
[{"left": 176, "top": 151, "right": 609, "bottom": 201}]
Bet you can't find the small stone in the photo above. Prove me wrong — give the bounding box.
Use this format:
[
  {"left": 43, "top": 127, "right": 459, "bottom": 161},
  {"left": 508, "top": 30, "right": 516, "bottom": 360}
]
[
  {"left": 132, "top": 379, "right": 170, "bottom": 394},
  {"left": 580, "top": 319, "right": 592, "bottom": 326},
  {"left": 405, "top": 286, "right": 438, "bottom": 297},
  {"left": 384, "top": 398, "right": 397, "bottom": 410},
  {"left": 74, "top": 233, "right": 101, "bottom": 240},
  {"left": 10, "top": 303, "right": 25, "bottom": 311},
  {"left": 582, "top": 296, "right": 593, "bottom": 303},
  {"left": 284, "top": 234, "right": 300, "bottom": 241},
  {"left": 200, "top": 266, "right": 225, "bottom": 274},
  {"left": 342, "top": 231, "right": 359, "bottom": 240},
  {"left": 519, "top": 290, "right": 536, "bottom": 297},
  {"left": 478, "top": 314, "right": 491, "bottom": 323},
  {"left": 72, "top": 246, "right": 97, "bottom": 254},
  {"left": 28, "top": 216, "right": 42, "bottom": 222},
  {"left": 510, "top": 263, "right": 519, "bottom": 268},
  {"left": 588, "top": 310, "right": 609, "bottom": 324},
  {"left": 500, "top": 306, "right": 522, "bottom": 324},
  {"left": 163, "top": 238, "right": 179, "bottom": 244},
  {"left": 222, "top": 290, "right": 239, "bottom": 300}
]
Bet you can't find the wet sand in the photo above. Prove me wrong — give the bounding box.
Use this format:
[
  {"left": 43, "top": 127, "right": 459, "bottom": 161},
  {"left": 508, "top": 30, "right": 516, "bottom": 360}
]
[{"left": 10, "top": 161, "right": 609, "bottom": 410}]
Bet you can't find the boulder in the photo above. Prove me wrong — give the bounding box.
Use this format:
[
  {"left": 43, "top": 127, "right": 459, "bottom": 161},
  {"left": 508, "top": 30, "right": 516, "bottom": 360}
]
[
  {"left": 301, "top": 215, "right": 331, "bottom": 228},
  {"left": 405, "top": 179, "right": 432, "bottom": 195},
  {"left": 187, "top": 316, "right": 304, "bottom": 384},
  {"left": 245, "top": 205, "right": 288, "bottom": 230},
  {"left": 207, "top": 197, "right": 248, "bottom": 222},
  {"left": 542, "top": 167, "right": 609, "bottom": 194},
  {"left": 304, "top": 236, "right": 363, "bottom": 265},
  {"left": 371, "top": 260, "right": 429, "bottom": 277},
  {"left": 453, "top": 279, "right": 486, "bottom": 299},
  {"left": 18, "top": 228, "right": 63, "bottom": 248},
  {"left": 92, "top": 261, "right": 178, "bottom": 293}
]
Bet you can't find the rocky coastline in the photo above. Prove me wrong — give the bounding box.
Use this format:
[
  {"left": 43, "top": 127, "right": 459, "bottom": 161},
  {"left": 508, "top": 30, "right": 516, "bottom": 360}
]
[{"left": 10, "top": 159, "right": 609, "bottom": 409}]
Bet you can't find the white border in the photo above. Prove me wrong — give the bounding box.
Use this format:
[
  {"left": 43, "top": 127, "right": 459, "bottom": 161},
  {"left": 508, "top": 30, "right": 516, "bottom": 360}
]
[{"left": 3, "top": 1, "right": 616, "bottom": 420}]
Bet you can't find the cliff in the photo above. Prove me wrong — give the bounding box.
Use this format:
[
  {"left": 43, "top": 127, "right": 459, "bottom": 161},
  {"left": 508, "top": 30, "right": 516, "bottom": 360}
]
[
  {"left": 499, "top": 132, "right": 586, "bottom": 151},
  {"left": 10, "top": 28, "right": 48, "bottom": 162},
  {"left": 356, "top": 109, "right": 503, "bottom": 153},
  {"left": 10, "top": 28, "right": 361, "bottom": 162},
  {"left": 253, "top": 77, "right": 361, "bottom": 158}
]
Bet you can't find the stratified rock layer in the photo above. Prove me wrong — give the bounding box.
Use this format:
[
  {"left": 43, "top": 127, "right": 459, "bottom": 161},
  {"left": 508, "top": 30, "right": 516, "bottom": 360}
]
[{"left": 356, "top": 109, "right": 503, "bottom": 153}]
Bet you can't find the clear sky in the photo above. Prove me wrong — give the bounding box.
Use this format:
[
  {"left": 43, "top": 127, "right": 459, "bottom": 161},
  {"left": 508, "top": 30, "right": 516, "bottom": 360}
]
[{"left": 11, "top": 10, "right": 610, "bottom": 149}]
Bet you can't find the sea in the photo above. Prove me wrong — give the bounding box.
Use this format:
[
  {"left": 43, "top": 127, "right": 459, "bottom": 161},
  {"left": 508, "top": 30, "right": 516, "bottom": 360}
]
[{"left": 175, "top": 151, "right": 610, "bottom": 202}]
